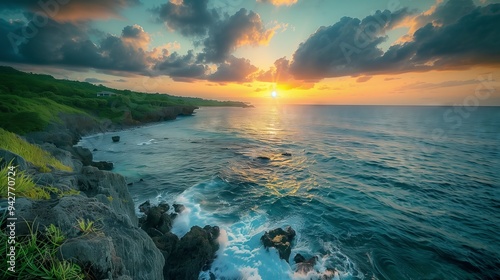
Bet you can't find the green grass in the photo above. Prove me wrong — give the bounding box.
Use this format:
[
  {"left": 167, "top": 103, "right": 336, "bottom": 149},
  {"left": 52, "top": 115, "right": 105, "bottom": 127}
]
[
  {"left": 75, "top": 218, "right": 102, "bottom": 236},
  {"left": 0, "top": 66, "right": 251, "bottom": 134},
  {"left": 0, "top": 161, "right": 50, "bottom": 199},
  {"left": 0, "top": 128, "right": 72, "bottom": 172},
  {"left": 0, "top": 219, "right": 85, "bottom": 280}
]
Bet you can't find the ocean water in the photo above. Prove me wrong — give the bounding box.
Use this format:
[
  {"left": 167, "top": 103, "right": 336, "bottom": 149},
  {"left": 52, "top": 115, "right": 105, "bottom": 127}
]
[{"left": 78, "top": 105, "right": 500, "bottom": 280}]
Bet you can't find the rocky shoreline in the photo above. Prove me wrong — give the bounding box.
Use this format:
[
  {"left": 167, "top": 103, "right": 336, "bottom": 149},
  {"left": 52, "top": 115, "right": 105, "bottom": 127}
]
[
  {"left": 2, "top": 107, "right": 338, "bottom": 279},
  {"left": 1, "top": 107, "right": 222, "bottom": 279}
]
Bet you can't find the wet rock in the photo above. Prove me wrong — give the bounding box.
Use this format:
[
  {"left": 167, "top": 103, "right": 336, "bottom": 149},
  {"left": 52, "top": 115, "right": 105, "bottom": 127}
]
[
  {"left": 139, "top": 200, "right": 151, "bottom": 214},
  {"left": 257, "top": 156, "right": 271, "bottom": 160},
  {"left": 139, "top": 202, "right": 172, "bottom": 235},
  {"left": 261, "top": 226, "right": 296, "bottom": 262},
  {"left": 173, "top": 204, "right": 186, "bottom": 213},
  {"left": 112, "top": 136, "right": 120, "bottom": 142},
  {"left": 295, "top": 255, "right": 318, "bottom": 274},
  {"left": 152, "top": 232, "right": 179, "bottom": 258},
  {"left": 282, "top": 152, "right": 292, "bottom": 156},
  {"left": 165, "top": 225, "right": 220, "bottom": 280},
  {"left": 91, "top": 161, "right": 114, "bottom": 171},
  {"left": 294, "top": 253, "right": 306, "bottom": 263}
]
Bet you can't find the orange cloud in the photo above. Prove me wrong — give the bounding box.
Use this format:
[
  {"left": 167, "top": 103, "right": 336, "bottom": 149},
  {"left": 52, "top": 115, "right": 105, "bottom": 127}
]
[{"left": 257, "top": 0, "right": 298, "bottom": 6}]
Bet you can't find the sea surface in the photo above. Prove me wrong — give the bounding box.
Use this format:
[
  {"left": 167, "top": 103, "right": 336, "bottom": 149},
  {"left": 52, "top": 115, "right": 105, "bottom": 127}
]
[{"left": 78, "top": 105, "right": 500, "bottom": 280}]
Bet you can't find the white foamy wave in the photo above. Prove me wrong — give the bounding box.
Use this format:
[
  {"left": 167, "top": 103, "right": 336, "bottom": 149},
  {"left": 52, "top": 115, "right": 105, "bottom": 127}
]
[
  {"left": 137, "top": 139, "right": 156, "bottom": 145},
  {"left": 171, "top": 181, "right": 361, "bottom": 280}
]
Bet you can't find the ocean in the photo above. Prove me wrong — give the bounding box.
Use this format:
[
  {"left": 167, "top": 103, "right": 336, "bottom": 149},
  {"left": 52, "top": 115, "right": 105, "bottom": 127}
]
[{"left": 78, "top": 105, "right": 500, "bottom": 280}]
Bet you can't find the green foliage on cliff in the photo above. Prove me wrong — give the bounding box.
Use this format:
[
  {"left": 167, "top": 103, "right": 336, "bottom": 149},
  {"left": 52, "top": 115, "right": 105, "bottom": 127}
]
[
  {"left": 0, "top": 162, "right": 50, "bottom": 199},
  {"left": 0, "top": 220, "right": 84, "bottom": 279},
  {"left": 0, "top": 66, "right": 250, "bottom": 134},
  {"left": 0, "top": 128, "right": 72, "bottom": 172}
]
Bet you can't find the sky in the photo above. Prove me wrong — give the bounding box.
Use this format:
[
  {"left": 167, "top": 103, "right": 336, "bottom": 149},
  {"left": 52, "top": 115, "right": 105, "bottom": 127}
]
[{"left": 0, "top": 0, "right": 499, "bottom": 105}]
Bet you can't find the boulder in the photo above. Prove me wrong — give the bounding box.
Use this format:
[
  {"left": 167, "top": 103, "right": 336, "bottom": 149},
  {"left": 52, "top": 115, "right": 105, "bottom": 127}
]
[
  {"left": 64, "top": 146, "right": 93, "bottom": 166},
  {"left": 112, "top": 136, "right": 120, "bottom": 143},
  {"left": 165, "top": 225, "right": 220, "bottom": 280},
  {"left": 173, "top": 204, "right": 186, "bottom": 213},
  {"left": 282, "top": 152, "right": 292, "bottom": 157},
  {"left": 140, "top": 202, "right": 172, "bottom": 235},
  {"left": 16, "top": 196, "right": 164, "bottom": 280},
  {"left": 260, "top": 226, "right": 296, "bottom": 262},
  {"left": 91, "top": 161, "right": 114, "bottom": 171},
  {"left": 257, "top": 156, "right": 271, "bottom": 161},
  {"left": 0, "top": 149, "right": 29, "bottom": 170},
  {"left": 295, "top": 255, "right": 318, "bottom": 274},
  {"left": 58, "top": 236, "right": 117, "bottom": 280}
]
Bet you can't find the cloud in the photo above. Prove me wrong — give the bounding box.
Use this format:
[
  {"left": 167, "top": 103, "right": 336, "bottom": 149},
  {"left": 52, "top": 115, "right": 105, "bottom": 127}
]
[
  {"left": 121, "top": 24, "right": 151, "bottom": 49},
  {"left": 257, "top": 0, "right": 298, "bottom": 6},
  {"left": 85, "top": 77, "right": 108, "bottom": 83},
  {"left": 0, "top": 19, "right": 159, "bottom": 73},
  {"left": 400, "top": 79, "right": 480, "bottom": 90},
  {"left": 153, "top": 0, "right": 217, "bottom": 36},
  {"left": 356, "top": 76, "right": 372, "bottom": 83},
  {"left": 288, "top": 8, "right": 410, "bottom": 79},
  {"left": 207, "top": 56, "right": 258, "bottom": 83},
  {"left": 200, "top": 8, "right": 274, "bottom": 63},
  {"left": 153, "top": 50, "right": 207, "bottom": 81},
  {"left": 0, "top": 0, "right": 140, "bottom": 21},
  {"left": 286, "top": 2, "right": 500, "bottom": 80}
]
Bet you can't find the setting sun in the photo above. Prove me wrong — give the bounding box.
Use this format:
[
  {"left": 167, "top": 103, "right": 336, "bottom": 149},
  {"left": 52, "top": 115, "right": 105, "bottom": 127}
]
[{"left": 271, "top": 91, "right": 277, "bottom": 98}]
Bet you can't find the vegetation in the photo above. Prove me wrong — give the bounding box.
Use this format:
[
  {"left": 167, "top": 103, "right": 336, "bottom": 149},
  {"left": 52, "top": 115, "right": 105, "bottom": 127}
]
[
  {"left": 0, "top": 128, "right": 72, "bottom": 172},
  {"left": 0, "top": 66, "right": 251, "bottom": 134},
  {"left": 0, "top": 219, "right": 85, "bottom": 280},
  {"left": 75, "top": 218, "right": 102, "bottom": 236},
  {"left": 0, "top": 161, "right": 50, "bottom": 199}
]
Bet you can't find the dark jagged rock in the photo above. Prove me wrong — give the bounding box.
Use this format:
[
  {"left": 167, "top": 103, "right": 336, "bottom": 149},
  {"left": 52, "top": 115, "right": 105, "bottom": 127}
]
[
  {"left": 294, "top": 253, "right": 306, "bottom": 264},
  {"left": 16, "top": 196, "right": 164, "bottom": 280},
  {"left": 112, "top": 136, "right": 120, "bottom": 142},
  {"left": 139, "top": 202, "right": 173, "bottom": 235},
  {"left": 139, "top": 200, "right": 151, "bottom": 214},
  {"left": 282, "top": 152, "right": 292, "bottom": 157},
  {"left": 257, "top": 156, "right": 271, "bottom": 160},
  {"left": 261, "top": 226, "right": 296, "bottom": 262},
  {"left": 152, "top": 232, "right": 179, "bottom": 259},
  {"left": 64, "top": 146, "right": 93, "bottom": 166},
  {"left": 295, "top": 255, "right": 318, "bottom": 274},
  {"left": 165, "top": 225, "right": 220, "bottom": 280},
  {"left": 173, "top": 203, "right": 186, "bottom": 213},
  {"left": 91, "top": 161, "right": 114, "bottom": 171}
]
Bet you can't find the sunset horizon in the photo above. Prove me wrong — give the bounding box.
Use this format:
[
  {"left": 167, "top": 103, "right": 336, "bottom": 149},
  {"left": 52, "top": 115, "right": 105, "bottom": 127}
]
[{"left": 1, "top": 0, "right": 499, "bottom": 105}]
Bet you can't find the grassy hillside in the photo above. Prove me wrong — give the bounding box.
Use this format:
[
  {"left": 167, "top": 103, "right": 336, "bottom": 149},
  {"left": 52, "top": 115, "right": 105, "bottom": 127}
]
[{"left": 0, "top": 66, "right": 250, "bottom": 134}]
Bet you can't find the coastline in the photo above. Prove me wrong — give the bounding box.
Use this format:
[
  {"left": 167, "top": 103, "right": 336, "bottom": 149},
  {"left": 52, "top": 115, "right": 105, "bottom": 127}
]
[{"left": 0, "top": 107, "right": 221, "bottom": 279}]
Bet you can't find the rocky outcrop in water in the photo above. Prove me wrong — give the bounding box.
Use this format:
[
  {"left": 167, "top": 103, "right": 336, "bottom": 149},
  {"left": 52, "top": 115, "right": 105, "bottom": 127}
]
[
  {"left": 261, "top": 226, "right": 296, "bottom": 262},
  {"left": 139, "top": 202, "right": 220, "bottom": 280}
]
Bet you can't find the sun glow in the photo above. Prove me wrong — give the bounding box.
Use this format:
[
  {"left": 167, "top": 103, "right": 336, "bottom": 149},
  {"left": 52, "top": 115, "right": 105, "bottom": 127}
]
[{"left": 271, "top": 91, "right": 278, "bottom": 98}]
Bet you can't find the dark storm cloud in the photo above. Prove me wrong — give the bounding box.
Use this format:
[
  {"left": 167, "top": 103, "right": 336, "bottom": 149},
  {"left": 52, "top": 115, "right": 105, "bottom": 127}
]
[
  {"left": 287, "top": 2, "right": 500, "bottom": 80},
  {"left": 199, "top": 8, "right": 273, "bottom": 63},
  {"left": 289, "top": 8, "right": 410, "bottom": 79},
  {"left": 207, "top": 56, "right": 258, "bottom": 83},
  {"left": 0, "top": 0, "right": 140, "bottom": 21},
  {"left": 0, "top": 19, "right": 150, "bottom": 72},
  {"left": 153, "top": 50, "right": 207, "bottom": 81},
  {"left": 153, "top": 0, "right": 217, "bottom": 37}
]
